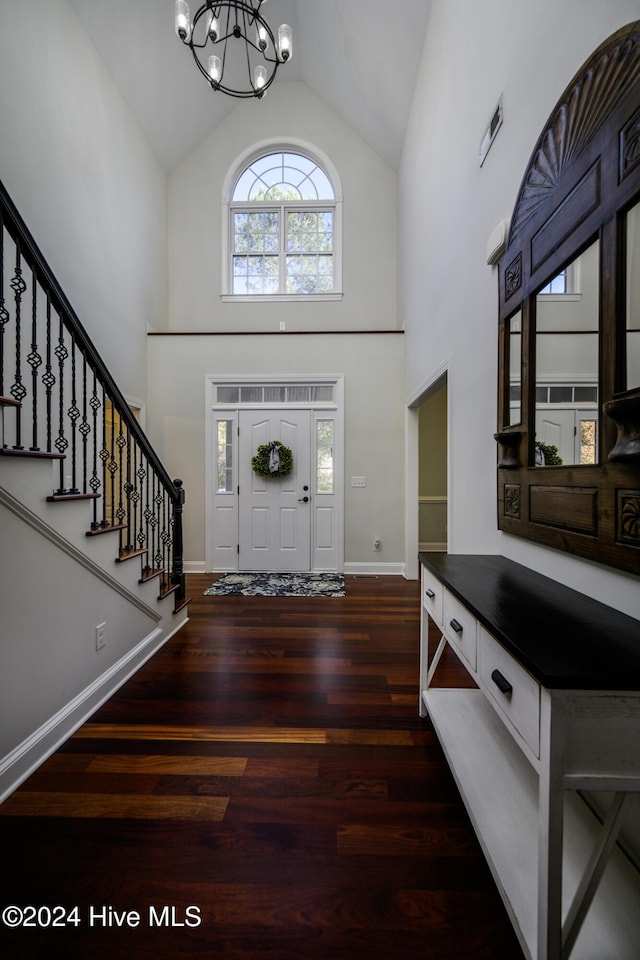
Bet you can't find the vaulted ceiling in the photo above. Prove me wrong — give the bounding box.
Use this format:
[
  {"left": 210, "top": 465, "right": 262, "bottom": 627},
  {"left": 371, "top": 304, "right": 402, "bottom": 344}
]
[{"left": 68, "top": 0, "right": 432, "bottom": 172}]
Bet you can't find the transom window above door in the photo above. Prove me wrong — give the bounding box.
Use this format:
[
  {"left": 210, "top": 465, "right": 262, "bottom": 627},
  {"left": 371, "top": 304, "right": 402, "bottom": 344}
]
[{"left": 224, "top": 147, "right": 342, "bottom": 301}]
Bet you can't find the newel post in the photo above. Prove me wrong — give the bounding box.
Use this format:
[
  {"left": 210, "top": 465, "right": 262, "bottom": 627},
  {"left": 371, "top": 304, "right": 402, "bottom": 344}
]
[{"left": 171, "top": 478, "right": 186, "bottom": 604}]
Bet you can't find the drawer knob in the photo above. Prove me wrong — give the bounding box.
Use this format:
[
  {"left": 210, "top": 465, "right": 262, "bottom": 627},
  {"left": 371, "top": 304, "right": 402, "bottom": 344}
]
[
  {"left": 491, "top": 669, "right": 513, "bottom": 696},
  {"left": 425, "top": 589, "right": 436, "bottom": 600},
  {"left": 449, "top": 618, "right": 463, "bottom": 634}
]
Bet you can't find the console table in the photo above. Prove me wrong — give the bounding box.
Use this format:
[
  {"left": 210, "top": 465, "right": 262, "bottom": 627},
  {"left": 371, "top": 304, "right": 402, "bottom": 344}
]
[{"left": 418, "top": 553, "right": 640, "bottom": 960}]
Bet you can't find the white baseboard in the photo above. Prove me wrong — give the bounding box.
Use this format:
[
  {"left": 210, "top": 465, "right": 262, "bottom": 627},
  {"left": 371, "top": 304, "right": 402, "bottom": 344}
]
[
  {"left": 0, "top": 621, "right": 184, "bottom": 804},
  {"left": 184, "top": 560, "right": 206, "bottom": 573},
  {"left": 343, "top": 561, "right": 407, "bottom": 577}
]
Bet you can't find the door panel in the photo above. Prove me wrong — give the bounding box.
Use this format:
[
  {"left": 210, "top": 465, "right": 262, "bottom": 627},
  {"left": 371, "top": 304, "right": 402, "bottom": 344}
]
[{"left": 239, "top": 410, "right": 311, "bottom": 571}]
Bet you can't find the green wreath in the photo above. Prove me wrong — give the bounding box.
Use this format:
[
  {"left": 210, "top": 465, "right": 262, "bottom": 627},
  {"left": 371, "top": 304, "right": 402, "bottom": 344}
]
[{"left": 252, "top": 440, "right": 294, "bottom": 478}]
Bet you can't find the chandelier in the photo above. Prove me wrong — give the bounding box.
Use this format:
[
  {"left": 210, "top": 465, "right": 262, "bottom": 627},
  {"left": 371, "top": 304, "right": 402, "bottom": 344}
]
[{"left": 175, "top": 1, "right": 293, "bottom": 99}]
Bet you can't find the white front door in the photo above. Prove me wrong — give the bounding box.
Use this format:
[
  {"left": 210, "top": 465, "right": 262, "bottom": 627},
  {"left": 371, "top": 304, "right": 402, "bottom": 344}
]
[{"left": 238, "top": 409, "right": 311, "bottom": 571}]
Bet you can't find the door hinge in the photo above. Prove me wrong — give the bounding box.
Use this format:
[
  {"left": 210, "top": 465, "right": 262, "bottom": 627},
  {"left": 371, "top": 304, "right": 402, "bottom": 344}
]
[{"left": 237, "top": 544, "right": 240, "bottom": 554}]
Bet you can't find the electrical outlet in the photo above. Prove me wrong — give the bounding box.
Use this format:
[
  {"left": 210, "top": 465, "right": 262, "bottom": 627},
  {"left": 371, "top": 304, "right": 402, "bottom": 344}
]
[
  {"left": 373, "top": 538, "right": 381, "bottom": 551},
  {"left": 95, "top": 622, "right": 106, "bottom": 651}
]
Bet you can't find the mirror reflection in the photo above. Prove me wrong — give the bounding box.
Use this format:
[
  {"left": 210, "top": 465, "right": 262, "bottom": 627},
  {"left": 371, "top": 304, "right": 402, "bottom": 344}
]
[
  {"left": 534, "top": 240, "right": 599, "bottom": 466},
  {"left": 625, "top": 202, "right": 640, "bottom": 390},
  {"left": 507, "top": 310, "right": 522, "bottom": 426}
]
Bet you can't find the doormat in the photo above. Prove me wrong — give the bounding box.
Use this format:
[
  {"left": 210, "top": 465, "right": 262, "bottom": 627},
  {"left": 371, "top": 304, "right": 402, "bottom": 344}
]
[{"left": 204, "top": 571, "right": 345, "bottom": 597}]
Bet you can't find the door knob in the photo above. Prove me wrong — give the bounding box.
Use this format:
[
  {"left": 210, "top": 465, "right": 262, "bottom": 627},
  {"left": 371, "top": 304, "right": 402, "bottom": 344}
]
[{"left": 298, "top": 495, "right": 309, "bottom": 502}]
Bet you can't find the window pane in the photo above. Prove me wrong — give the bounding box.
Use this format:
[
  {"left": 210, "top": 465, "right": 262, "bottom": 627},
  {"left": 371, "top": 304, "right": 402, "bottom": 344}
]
[
  {"left": 233, "top": 211, "right": 279, "bottom": 253},
  {"left": 263, "top": 386, "right": 286, "bottom": 403},
  {"left": 539, "top": 270, "right": 567, "bottom": 295},
  {"left": 216, "top": 420, "right": 234, "bottom": 493},
  {"left": 239, "top": 386, "right": 262, "bottom": 403},
  {"left": 233, "top": 255, "right": 279, "bottom": 295},
  {"left": 316, "top": 420, "right": 334, "bottom": 493},
  {"left": 309, "top": 385, "right": 334, "bottom": 402},
  {"left": 286, "top": 254, "right": 334, "bottom": 294},
  {"left": 574, "top": 386, "right": 598, "bottom": 403},
  {"left": 549, "top": 386, "right": 572, "bottom": 403},
  {"left": 217, "top": 386, "right": 240, "bottom": 403},
  {"left": 287, "top": 211, "right": 333, "bottom": 253},
  {"left": 233, "top": 152, "right": 335, "bottom": 203},
  {"left": 287, "top": 386, "right": 310, "bottom": 402}
]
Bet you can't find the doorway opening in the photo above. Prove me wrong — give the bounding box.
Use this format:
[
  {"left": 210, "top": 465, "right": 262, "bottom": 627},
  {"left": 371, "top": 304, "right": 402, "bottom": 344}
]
[
  {"left": 418, "top": 378, "right": 448, "bottom": 552},
  {"left": 205, "top": 376, "right": 344, "bottom": 573},
  {"left": 405, "top": 364, "right": 450, "bottom": 579}
]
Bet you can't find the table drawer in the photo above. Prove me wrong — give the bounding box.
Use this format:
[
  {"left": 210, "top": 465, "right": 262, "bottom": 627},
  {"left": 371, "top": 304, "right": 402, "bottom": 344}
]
[
  {"left": 422, "top": 567, "right": 443, "bottom": 624},
  {"left": 478, "top": 626, "right": 541, "bottom": 757},
  {"left": 443, "top": 589, "right": 477, "bottom": 670}
]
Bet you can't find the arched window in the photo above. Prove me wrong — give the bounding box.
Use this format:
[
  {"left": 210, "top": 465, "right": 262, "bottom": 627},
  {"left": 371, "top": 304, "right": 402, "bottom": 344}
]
[{"left": 224, "top": 147, "right": 342, "bottom": 299}]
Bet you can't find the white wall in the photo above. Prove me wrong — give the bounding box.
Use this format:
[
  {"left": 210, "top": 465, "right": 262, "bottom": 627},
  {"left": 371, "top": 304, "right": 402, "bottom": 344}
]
[
  {"left": 168, "top": 81, "right": 398, "bottom": 333},
  {"left": 162, "top": 80, "right": 403, "bottom": 571},
  {"left": 400, "top": 0, "right": 640, "bottom": 618},
  {"left": 146, "top": 332, "right": 406, "bottom": 569},
  {"left": 0, "top": 0, "right": 168, "bottom": 400}
]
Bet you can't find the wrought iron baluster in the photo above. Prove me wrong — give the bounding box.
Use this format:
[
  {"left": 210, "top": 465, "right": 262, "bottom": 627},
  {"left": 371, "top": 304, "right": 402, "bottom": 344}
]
[
  {"left": 89, "top": 368, "right": 101, "bottom": 526},
  {"left": 10, "top": 244, "right": 27, "bottom": 449},
  {"left": 123, "top": 419, "right": 132, "bottom": 550},
  {"left": 115, "top": 414, "right": 127, "bottom": 538},
  {"left": 171, "top": 478, "right": 185, "bottom": 604},
  {"left": 108, "top": 396, "right": 117, "bottom": 529},
  {"left": 139, "top": 451, "right": 150, "bottom": 555},
  {"left": 54, "top": 314, "right": 68, "bottom": 493},
  {"left": 131, "top": 440, "right": 137, "bottom": 552},
  {"left": 0, "top": 215, "right": 9, "bottom": 402},
  {"left": 66, "top": 337, "right": 80, "bottom": 493},
  {"left": 79, "top": 355, "right": 91, "bottom": 493},
  {"left": 98, "top": 384, "right": 109, "bottom": 527},
  {"left": 160, "top": 486, "right": 169, "bottom": 589},
  {"left": 151, "top": 471, "right": 162, "bottom": 577},
  {"left": 28, "top": 269, "right": 42, "bottom": 451},
  {"left": 42, "top": 295, "right": 55, "bottom": 452}
]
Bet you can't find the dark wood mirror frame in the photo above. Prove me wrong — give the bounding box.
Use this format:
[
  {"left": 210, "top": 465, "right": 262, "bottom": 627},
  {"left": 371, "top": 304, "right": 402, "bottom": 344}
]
[{"left": 496, "top": 21, "right": 640, "bottom": 576}]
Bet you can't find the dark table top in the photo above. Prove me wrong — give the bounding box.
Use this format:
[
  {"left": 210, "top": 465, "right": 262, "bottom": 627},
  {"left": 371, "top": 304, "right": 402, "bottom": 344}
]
[{"left": 419, "top": 553, "right": 640, "bottom": 690}]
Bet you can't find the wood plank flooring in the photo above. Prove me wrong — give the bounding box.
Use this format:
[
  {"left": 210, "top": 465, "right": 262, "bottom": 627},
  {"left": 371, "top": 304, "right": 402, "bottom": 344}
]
[{"left": 0, "top": 573, "right": 524, "bottom": 959}]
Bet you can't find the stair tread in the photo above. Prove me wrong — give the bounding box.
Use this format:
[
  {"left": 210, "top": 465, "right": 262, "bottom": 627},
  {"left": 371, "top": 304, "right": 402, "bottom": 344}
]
[
  {"left": 86, "top": 523, "right": 127, "bottom": 537},
  {"left": 0, "top": 447, "right": 65, "bottom": 460},
  {"left": 47, "top": 493, "right": 101, "bottom": 502},
  {"left": 117, "top": 548, "right": 147, "bottom": 563}
]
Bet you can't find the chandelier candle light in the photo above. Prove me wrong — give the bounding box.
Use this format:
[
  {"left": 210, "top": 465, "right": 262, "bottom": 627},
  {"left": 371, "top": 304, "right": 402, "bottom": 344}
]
[{"left": 175, "top": 0, "right": 292, "bottom": 98}]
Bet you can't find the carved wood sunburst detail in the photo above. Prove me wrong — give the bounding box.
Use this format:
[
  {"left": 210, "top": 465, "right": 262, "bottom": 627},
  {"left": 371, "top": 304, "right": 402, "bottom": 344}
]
[
  {"left": 618, "top": 492, "right": 640, "bottom": 545},
  {"left": 505, "top": 253, "right": 522, "bottom": 300},
  {"left": 510, "top": 25, "right": 640, "bottom": 240},
  {"left": 621, "top": 106, "right": 640, "bottom": 178},
  {"left": 504, "top": 484, "right": 521, "bottom": 519}
]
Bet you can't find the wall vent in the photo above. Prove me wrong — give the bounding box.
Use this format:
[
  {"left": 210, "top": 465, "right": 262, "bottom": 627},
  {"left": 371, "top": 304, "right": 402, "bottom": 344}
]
[{"left": 479, "top": 96, "right": 503, "bottom": 167}]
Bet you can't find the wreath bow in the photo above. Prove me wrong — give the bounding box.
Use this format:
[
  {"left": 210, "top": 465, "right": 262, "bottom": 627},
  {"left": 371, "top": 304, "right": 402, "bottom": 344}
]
[{"left": 268, "top": 442, "right": 280, "bottom": 473}]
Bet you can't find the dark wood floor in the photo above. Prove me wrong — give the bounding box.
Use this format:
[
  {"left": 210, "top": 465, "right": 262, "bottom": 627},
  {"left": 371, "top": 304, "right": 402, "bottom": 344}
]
[{"left": 0, "top": 574, "right": 524, "bottom": 959}]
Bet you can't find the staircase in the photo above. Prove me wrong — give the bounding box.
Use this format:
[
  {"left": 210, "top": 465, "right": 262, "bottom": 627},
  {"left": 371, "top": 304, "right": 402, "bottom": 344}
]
[{"left": 0, "top": 180, "right": 190, "bottom": 802}]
